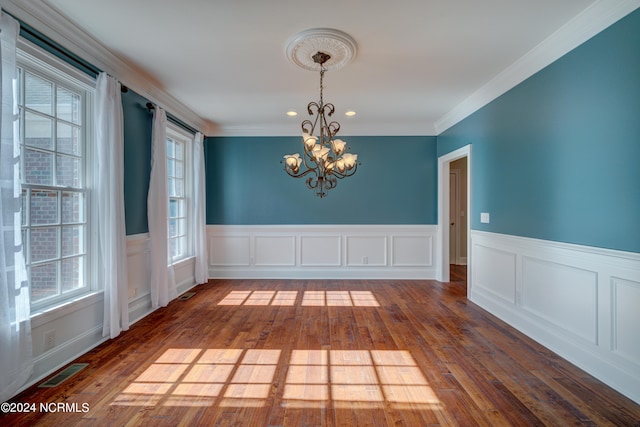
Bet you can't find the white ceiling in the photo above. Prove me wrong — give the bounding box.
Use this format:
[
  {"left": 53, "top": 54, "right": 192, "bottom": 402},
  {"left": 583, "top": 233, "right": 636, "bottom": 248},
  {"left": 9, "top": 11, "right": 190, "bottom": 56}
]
[{"left": 4, "top": 0, "right": 638, "bottom": 136}]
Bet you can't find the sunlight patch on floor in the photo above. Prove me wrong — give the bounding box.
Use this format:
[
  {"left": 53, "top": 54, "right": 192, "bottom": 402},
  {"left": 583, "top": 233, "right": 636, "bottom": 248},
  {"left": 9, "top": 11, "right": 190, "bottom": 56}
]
[
  {"left": 111, "top": 348, "right": 439, "bottom": 409},
  {"left": 217, "top": 290, "right": 380, "bottom": 307}
]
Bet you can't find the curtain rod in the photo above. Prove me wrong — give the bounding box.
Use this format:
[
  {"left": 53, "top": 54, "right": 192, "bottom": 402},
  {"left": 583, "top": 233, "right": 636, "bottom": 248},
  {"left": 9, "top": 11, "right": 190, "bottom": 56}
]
[{"left": 146, "top": 103, "right": 199, "bottom": 136}]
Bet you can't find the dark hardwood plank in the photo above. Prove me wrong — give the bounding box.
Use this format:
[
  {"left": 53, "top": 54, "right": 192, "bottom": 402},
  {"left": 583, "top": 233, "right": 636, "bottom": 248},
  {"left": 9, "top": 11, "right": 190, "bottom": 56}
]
[{"left": 2, "top": 272, "right": 640, "bottom": 426}]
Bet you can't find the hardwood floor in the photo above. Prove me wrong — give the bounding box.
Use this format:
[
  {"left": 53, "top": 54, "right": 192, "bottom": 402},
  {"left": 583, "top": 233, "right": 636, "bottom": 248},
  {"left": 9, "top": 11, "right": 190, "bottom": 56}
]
[{"left": 3, "top": 268, "right": 640, "bottom": 426}]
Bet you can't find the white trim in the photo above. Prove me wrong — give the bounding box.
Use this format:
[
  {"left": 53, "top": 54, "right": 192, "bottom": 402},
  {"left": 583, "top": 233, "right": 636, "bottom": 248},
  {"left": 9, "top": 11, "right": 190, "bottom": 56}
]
[
  {"left": 435, "top": 0, "right": 640, "bottom": 134},
  {"left": 437, "top": 145, "right": 471, "bottom": 285},
  {"left": 469, "top": 230, "right": 640, "bottom": 404},
  {"left": 207, "top": 224, "right": 437, "bottom": 279},
  {"left": 2, "top": 0, "right": 214, "bottom": 134}
]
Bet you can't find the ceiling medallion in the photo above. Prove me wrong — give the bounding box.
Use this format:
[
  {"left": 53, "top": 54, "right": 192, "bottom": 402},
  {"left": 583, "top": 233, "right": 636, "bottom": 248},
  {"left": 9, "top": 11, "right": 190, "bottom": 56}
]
[{"left": 285, "top": 28, "right": 357, "bottom": 71}]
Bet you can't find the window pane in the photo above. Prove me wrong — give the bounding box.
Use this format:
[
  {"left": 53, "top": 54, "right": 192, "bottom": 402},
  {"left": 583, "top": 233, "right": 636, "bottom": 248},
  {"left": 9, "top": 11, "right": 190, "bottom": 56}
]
[
  {"left": 62, "top": 257, "right": 83, "bottom": 293},
  {"left": 25, "top": 111, "right": 53, "bottom": 150},
  {"left": 169, "top": 199, "right": 178, "bottom": 218},
  {"left": 30, "top": 190, "right": 59, "bottom": 225},
  {"left": 57, "top": 122, "right": 81, "bottom": 155},
  {"left": 62, "top": 225, "right": 84, "bottom": 256},
  {"left": 174, "top": 178, "right": 184, "bottom": 197},
  {"left": 166, "top": 138, "right": 175, "bottom": 158},
  {"left": 56, "top": 154, "right": 80, "bottom": 187},
  {"left": 178, "top": 199, "right": 185, "bottom": 218},
  {"left": 25, "top": 72, "right": 53, "bottom": 115},
  {"left": 24, "top": 149, "right": 54, "bottom": 185},
  {"left": 31, "top": 227, "right": 59, "bottom": 262},
  {"left": 62, "top": 191, "right": 84, "bottom": 223},
  {"left": 57, "top": 87, "right": 81, "bottom": 124},
  {"left": 167, "top": 158, "right": 175, "bottom": 177},
  {"left": 30, "top": 262, "right": 58, "bottom": 302},
  {"left": 169, "top": 218, "right": 178, "bottom": 238},
  {"left": 175, "top": 142, "right": 183, "bottom": 160},
  {"left": 169, "top": 238, "right": 177, "bottom": 259},
  {"left": 175, "top": 159, "right": 183, "bottom": 180},
  {"left": 168, "top": 178, "right": 176, "bottom": 197}
]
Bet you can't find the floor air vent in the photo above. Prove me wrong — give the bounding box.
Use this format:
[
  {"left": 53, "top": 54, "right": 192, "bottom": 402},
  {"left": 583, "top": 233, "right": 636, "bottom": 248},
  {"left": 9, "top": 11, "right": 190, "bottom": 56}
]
[
  {"left": 178, "top": 291, "right": 196, "bottom": 301},
  {"left": 39, "top": 363, "right": 88, "bottom": 388}
]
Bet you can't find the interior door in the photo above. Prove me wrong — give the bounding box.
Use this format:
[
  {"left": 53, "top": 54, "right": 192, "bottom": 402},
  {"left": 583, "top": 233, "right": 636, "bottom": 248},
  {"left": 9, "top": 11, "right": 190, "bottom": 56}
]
[{"left": 449, "top": 170, "right": 459, "bottom": 265}]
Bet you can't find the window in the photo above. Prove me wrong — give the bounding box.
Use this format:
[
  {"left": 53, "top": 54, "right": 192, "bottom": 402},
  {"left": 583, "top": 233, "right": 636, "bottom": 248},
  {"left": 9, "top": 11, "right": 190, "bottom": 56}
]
[
  {"left": 166, "top": 124, "right": 193, "bottom": 263},
  {"left": 18, "top": 42, "right": 94, "bottom": 310}
]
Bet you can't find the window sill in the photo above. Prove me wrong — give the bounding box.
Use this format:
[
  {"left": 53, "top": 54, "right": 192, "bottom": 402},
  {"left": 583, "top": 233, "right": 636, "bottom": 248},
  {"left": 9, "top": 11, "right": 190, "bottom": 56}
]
[
  {"left": 172, "top": 255, "right": 195, "bottom": 269},
  {"left": 31, "top": 290, "right": 103, "bottom": 328}
]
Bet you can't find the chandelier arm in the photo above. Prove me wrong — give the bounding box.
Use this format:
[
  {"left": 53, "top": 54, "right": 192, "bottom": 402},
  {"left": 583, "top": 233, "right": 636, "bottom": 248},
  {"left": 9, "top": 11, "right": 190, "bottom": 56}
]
[
  {"left": 307, "top": 101, "right": 320, "bottom": 115},
  {"left": 301, "top": 119, "right": 314, "bottom": 135},
  {"left": 303, "top": 102, "right": 322, "bottom": 135},
  {"left": 331, "top": 162, "right": 359, "bottom": 179},
  {"left": 286, "top": 166, "right": 317, "bottom": 179},
  {"left": 305, "top": 175, "right": 320, "bottom": 189},
  {"left": 327, "top": 121, "right": 340, "bottom": 138},
  {"left": 322, "top": 103, "right": 335, "bottom": 117}
]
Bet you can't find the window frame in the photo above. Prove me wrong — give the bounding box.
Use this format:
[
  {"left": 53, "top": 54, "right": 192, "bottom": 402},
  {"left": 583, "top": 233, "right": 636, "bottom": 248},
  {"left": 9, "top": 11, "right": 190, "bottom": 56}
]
[
  {"left": 17, "top": 38, "right": 96, "bottom": 313},
  {"left": 166, "top": 123, "right": 194, "bottom": 264}
]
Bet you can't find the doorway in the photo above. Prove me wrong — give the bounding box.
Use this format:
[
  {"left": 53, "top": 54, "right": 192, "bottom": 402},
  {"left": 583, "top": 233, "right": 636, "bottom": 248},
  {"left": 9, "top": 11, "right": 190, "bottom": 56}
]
[
  {"left": 449, "top": 158, "right": 467, "bottom": 266},
  {"left": 437, "top": 145, "right": 471, "bottom": 290}
]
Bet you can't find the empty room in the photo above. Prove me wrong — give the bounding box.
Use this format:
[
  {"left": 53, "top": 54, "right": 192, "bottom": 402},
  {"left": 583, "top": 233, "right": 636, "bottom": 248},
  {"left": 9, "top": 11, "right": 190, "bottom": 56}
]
[{"left": 1, "top": 1, "right": 639, "bottom": 425}]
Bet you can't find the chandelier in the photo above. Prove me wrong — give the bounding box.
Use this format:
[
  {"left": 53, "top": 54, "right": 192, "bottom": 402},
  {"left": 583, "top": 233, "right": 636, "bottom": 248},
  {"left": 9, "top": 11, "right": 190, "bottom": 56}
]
[{"left": 282, "top": 29, "right": 359, "bottom": 198}]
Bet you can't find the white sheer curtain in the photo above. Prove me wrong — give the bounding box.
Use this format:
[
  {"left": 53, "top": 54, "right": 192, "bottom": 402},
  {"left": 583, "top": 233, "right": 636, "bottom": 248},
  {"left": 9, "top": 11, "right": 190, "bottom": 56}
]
[
  {"left": 193, "top": 132, "right": 208, "bottom": 284},
  {"left": 0, "top": 11, "right": 32, "bottom": 402},
  {"left": 148, "top": 106, "right": 176, "bottom": 308},
  {"left": 94, "top": 73, "right": 128, "bottom": 339}
]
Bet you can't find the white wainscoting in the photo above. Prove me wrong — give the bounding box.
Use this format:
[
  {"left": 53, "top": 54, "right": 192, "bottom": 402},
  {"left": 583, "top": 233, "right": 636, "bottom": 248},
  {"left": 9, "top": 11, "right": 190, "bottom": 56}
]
[
  {"left": 126, "top": 233, "right": 198, "bottom": 323},
  {"left": 469, "top": 230, "right": 640, "bottom": 404},
  {"left": 207, "top": 225, "right": 438, "bottom": 279}
]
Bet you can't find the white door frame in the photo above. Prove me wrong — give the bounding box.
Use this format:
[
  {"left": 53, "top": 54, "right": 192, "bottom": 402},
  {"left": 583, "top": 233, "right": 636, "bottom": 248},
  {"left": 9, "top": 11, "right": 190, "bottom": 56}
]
[{"left": 436, "top": 145, "right": 471, "bottom": 289}]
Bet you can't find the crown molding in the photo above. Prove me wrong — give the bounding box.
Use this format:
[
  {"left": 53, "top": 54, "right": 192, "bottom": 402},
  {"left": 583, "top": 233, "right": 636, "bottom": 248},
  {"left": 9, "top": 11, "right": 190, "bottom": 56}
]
[
  {"left": 211, "top": 121, "right": 437, "bottom": 137},
  {"left": 434, "top": 0, "right": 640, "bottom": 135},
  {"left": 1, "top": 0, "right": 217, "bottom": 135}
]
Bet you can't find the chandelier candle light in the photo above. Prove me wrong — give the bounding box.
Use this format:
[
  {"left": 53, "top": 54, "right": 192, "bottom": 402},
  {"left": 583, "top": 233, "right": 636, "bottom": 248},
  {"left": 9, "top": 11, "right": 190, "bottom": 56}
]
[{"left": 283, "top": 29, "right": 359, "bottom": 198}]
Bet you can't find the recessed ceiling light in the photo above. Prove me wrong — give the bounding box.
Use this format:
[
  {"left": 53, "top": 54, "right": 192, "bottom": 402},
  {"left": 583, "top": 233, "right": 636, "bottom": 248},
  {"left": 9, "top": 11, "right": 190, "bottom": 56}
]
[
  {"left": 286, "top": 111, "right": 298, "bottom": 117},
  {"left": 345, "top": 111, "right": 356, "bottom": 117}
]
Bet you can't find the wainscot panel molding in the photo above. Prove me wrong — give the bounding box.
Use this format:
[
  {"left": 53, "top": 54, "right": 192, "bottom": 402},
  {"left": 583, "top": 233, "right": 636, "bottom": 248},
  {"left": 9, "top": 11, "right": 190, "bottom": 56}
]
[
  {"left": 207, "top": 225, "right": 438, "bottom": 279},
  {"left": 126, "top": 233, "right": 198, "bottom": 323},
  {"left": 469, "top": 230, "right": 640, "bottom": 404}
]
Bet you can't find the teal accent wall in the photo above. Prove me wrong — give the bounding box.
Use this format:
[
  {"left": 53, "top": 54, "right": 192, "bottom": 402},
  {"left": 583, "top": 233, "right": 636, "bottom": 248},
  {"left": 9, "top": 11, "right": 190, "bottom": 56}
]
[
  {"left": 438, "top": 9, "right": 640, "bottom": 253},
  {"left": 206, "top": 136, "right": 437, "bottom": 224},
  {"left": 122, "top": 90, "right": 152, "bottom": 235}
]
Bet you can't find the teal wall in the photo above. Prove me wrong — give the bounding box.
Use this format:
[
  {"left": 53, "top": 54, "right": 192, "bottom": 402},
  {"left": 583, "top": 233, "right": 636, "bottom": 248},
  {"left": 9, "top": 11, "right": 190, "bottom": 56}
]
[
  {"left": 122, "top": 90, "right": 152, "bottom": 235},
  {"left": 438, "top": 9, "right": 640, "bottom": 253},
  {"left": 205, "top": 136, "right": 437, "bottom": 224}
]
